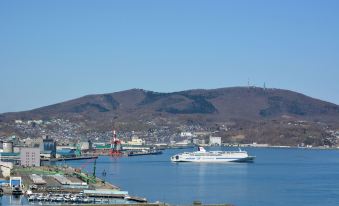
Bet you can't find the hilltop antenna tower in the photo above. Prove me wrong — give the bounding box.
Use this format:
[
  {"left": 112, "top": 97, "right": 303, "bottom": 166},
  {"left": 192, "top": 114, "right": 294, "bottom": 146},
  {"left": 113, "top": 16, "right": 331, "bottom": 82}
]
[{"left": 247, "top": 78, "right": 251, "bottom": 92}]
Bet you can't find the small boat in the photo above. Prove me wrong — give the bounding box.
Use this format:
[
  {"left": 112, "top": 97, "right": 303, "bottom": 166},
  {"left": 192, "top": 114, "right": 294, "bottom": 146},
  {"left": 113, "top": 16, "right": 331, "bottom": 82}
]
[
  {"left": 124, "top": 195, "right": 147, "bottom": 203},
  {"left": 12, "top": 186, "right": 23, "bottom": 195},
  {"left": 63, "top": 196, "right": 71, "bottom": 202},
  {"left": 55, "top": 196, "right": 64, "bottom": 202},
  {"left": 83, "top": 197, "right": 92, "bottom": 203},
  {"left": 171, "top": 147, "right": 255, "bottom": 163},
  {"left": 42, "top": 196, "right": 49, "bottom": 201},
  {"left": 36, "top": 195, "right": 44, "bottom": 201},
  {"left": 27, "top": 195, "right": 37, "bottom": 201},
  {"left": 70, "top": 196, "right": 80, "bottom": 202},
  {"left": 95, "top": 198, "right": 104, "bottom": 203}
]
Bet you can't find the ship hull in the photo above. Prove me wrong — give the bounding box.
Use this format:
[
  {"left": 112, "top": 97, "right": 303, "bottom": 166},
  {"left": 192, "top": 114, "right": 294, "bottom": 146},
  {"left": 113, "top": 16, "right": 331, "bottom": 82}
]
[
  {"left": 170, "top": 148, "right": 255, "bottom": 163},
  {"left": 171, "top": 156, "right": 255, "bottom": 163}
]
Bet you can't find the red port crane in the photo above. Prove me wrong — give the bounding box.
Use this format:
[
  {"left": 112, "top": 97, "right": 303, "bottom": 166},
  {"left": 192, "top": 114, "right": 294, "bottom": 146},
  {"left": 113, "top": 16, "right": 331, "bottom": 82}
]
[{"left": 110, "top": 129, "right": 122, "bottom": 156}]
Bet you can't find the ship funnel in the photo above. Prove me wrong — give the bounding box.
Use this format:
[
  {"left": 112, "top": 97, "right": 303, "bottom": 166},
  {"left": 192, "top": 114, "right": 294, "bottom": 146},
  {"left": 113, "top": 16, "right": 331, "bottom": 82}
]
[{"left": 198, "top": 147, "right": 206, "bottom": 152}]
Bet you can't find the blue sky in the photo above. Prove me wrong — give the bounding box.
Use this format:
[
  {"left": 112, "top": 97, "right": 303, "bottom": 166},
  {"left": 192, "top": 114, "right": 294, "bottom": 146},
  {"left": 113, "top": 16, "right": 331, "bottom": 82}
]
[{"left": 0, "top": 0, "right": 338, "bottom": 113}]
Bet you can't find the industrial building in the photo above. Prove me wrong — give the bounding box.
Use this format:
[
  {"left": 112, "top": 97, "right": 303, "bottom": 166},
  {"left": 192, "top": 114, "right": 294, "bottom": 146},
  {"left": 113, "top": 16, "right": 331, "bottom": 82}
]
[
  {"left": 0, "top": 152, "right": 20, "bottom": 164},
  {"left": 80, "top": 140, "right": 93, "bottom": 150},
  {"left": 20, "top": 148, "right": 41, "bottom": 167},
  {"left": 40, "top": 137, "right": 56, "bottom": 158},
  {"left": 56, "top": 149, "right": 76, "bottom": 158}
]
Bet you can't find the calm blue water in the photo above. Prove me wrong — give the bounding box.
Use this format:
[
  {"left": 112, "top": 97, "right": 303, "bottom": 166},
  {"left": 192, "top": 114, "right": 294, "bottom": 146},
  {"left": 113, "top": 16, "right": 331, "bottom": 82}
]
[
  {"left": 67, "top": 147, "right": 339, "bottom": 206},
  {"left": 3, "top": 147, "right": 339, "bottom": 206}
]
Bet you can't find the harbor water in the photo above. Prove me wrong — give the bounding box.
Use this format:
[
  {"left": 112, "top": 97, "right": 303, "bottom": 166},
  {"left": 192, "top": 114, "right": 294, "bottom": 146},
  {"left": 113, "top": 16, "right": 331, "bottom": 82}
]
[
  {"left": 2, "top": 147, "right": 339, "bottom": 205},
  {"left": 76, "top": 147, "right": 339, "bottom": 206}
]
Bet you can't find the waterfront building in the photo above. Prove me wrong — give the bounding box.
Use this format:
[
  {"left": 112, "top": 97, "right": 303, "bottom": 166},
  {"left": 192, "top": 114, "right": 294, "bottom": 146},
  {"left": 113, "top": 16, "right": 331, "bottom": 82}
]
[
  {"left": 80, "top": 140, "right": 93, "bottom": 150},
  {"left": 209, "top": 136, "right": 222, "bottom": 146},
  {"left": 0, "top": 152, "right": 20, "bottom": 164},
  {"left": 56, "top": 149, "right": 76, "bottom": 158},
  {"left": 14, "top": 120, "right": 23, "bottom": 124},
  {"left": 10, "top": 177, "right": 22, "bottom": 188},
  {"left": 126, "top": 136, "right": 145, "bottom": 146},
  {"left": 14, "top": 146, "right": 24, "bottom": 153},
  {"left": 175, "top": 139, "right": 192, "bottom": 146},
  {"left": 193, "top": 138, "right": 206, "bottom": 145},
  {"left": 23, "top": 137, "right": 43, "bottom": 148},
  {"left": 180, "top": 132, "right": 193, "bottom": 137},
  {"left": 40, "top": 136, "right": 56, "bottom": 158},
  {"left": 20, "top": 147, "right": 40, "bottom": 167},
  {"left": 3, "top": 141, "right": 14, "bottom": 153},
  {"left": 93, "top": 143, "right": 111, "bottom": 150}
]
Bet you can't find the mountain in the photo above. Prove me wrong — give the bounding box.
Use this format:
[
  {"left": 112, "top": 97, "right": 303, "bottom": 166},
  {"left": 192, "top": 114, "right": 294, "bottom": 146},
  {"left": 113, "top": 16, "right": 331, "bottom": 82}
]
[{"left": 1, "top": 87, "right": 339, "bottom": 146}]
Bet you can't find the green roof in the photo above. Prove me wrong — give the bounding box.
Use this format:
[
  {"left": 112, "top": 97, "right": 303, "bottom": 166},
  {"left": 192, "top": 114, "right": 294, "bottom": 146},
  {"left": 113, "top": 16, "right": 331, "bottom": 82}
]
[
  {"left": 0, "top": 152, "right": 20, "bottom": 156},
  {"left": 94, "top": 145, "right": 111, "bottom": 149}
]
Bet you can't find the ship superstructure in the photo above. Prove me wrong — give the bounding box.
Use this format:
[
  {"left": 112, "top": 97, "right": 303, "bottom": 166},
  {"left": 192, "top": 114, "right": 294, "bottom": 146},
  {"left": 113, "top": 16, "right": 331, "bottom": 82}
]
[{"left": 171, "top": 147, "right": 255, "bottom": 163}]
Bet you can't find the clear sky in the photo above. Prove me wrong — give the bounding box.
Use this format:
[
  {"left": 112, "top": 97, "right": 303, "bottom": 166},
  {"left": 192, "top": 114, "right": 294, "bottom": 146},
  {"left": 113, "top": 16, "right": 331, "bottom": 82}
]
[{"left": 0, "top": 0, "right": 338, "bottom": 113}]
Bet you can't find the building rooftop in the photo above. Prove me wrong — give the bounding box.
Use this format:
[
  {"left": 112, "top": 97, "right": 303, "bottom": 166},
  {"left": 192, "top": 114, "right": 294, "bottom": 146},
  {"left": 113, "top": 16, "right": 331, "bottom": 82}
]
[{"left": 0, "top": 152, "right": 20, "bottom": 156}]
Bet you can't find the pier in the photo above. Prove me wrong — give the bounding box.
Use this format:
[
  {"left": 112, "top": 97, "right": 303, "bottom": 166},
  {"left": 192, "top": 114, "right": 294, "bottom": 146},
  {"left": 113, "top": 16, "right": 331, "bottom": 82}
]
[
  {"left": 1, "top": 164, "right": 148, "bottom": 204},
  {"left": 41, "top": 156, "right": 99, "bottom": 162}
]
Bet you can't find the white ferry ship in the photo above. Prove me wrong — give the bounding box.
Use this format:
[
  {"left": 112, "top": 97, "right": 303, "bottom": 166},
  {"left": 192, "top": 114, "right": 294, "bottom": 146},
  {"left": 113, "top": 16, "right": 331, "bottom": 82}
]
[{"left": 170, "top": 147, "right": 255, "bottom": 163}]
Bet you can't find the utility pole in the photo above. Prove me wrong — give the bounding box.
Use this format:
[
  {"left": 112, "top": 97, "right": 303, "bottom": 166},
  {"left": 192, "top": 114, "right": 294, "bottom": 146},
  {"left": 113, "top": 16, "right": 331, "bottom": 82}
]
[{"left": 92, "top": 158, "right": 97, "bottom": 178}]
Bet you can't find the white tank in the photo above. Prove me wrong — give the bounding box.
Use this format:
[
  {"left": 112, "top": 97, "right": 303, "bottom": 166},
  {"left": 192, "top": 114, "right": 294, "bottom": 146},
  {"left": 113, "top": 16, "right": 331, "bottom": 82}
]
[
  {"left": 80, "top": 141, "right": 90, "bottom": 150},
  {"left": 3, "top": 142, "right": 14, "bottom": 153}
]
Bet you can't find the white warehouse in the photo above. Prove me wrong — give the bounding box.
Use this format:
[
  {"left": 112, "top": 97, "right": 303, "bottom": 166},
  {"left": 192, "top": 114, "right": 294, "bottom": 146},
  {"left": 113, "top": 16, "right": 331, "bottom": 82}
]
[{"left": 209, "top": 136, "right": 222, "bottom": 146}]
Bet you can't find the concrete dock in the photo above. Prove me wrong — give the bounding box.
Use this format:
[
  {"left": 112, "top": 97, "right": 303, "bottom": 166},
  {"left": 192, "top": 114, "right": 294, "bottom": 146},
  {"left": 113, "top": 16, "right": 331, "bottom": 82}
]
[{"left": 41, "top": 156, "right": 98, "bottom": 162}]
